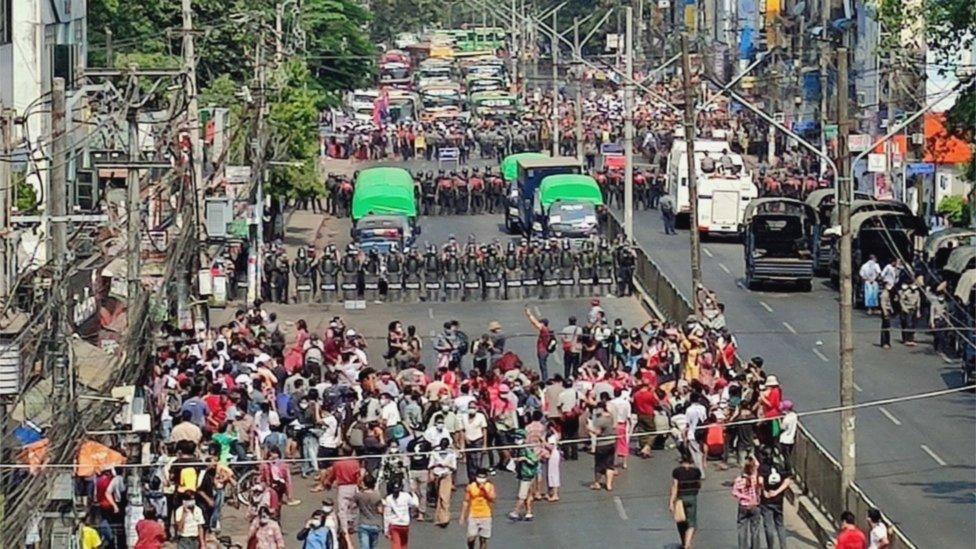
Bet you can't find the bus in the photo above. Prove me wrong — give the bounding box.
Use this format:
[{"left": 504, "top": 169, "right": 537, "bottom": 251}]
[{"left": 665, "top": 139, "right": 759, "bottom": 235}]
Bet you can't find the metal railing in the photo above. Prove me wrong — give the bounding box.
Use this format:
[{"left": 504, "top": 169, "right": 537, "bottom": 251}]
[{"left": 602, "top": 211, "right": 916, "bottom": 548}]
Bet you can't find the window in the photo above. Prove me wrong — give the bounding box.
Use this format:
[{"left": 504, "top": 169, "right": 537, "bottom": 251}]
[{"left": 0, "top": 0, "right": 11, "bottom": 44}]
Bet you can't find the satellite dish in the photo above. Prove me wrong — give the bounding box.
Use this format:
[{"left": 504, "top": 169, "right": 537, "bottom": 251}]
[{"left": 792, "top": 1, "right": 806, "bottom": 17}]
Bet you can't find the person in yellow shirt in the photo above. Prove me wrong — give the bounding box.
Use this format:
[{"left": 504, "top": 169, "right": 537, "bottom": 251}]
[
  {"left": 79, "top": 513, "right": 102, "bottom": 549},
  {"left": 459, "top": 468, "right": 496, "bottom": 549}
]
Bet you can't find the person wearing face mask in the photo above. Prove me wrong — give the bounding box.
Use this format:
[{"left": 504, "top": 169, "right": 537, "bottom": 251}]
[
  {"left": 297, "top": 509, "right": 334, "bottom": 549},
  {"left": 460, "top": 468, "right": 496, "bottom": 549},
  {"left": 428, "top": 438, "right": 459, "bottom": 526},
  {"left": 173, "top": 492, "right": 205, "bottom": 549},
  {"left": 248, "top": 506, "right": 285, "bottom": 548},
  {"left": 507, "top": 429, "right": 539, "bottom": 521},
  {"left": 459, "top": 403, "right": 489, "bottom": 482}
]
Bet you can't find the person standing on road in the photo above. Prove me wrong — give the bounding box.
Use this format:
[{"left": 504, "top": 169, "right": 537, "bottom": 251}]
[
  {"left": 460, "top": 468, "right": 496, "bottom": 549},
  {"left": 525, "top": 308, "right": 554, "bottom": 381},
  {"left": 758, "top": 448, "right": 791, "bottom": 549},
  {"left": 879, "top": 281, "right": 894, "bottom": 349},
  {"left": 561, "top": 316, "right": 582, "bottom": 379},
  {"left": 859, "top": 255, "right": 882, "bottom": 314},
  {"left": 428, "top": 438, "right": 458, "bottom": 527},
  {"left": 867, "top": 508, "right": 890, "bottom": 549},
  {"left": 589, "top": 402, "right": 617, "bottom": 491},
  {"left": 660, "top": 194, "right": 677, "bottom": 235},
  {"left": 732, "top": 456, "right": 762, "bottom": 549},
  {"left": 835, "top": 510, "right": 868, "bottom": 549},
  {"left": 508, "top": 429, "right": 539, "bottom": 521},
  {"left": 382, "top": 481, "right": 419, "bottom": 549},
  {"left": 352, "top": 475, "right": 384, "bottom": 549},
  {"left": 897, "top": 282, "right": 922, "bottom": 347},
  {"left": 669, "top": 454, "right": 702, "bottom": 549},
  {"left": 460, "top": 402, "right": 489, "bottom": 481}
]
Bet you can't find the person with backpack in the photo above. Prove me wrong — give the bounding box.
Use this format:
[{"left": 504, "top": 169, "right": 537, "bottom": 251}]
[{"left": 297, "top": 509, "right": 334, "bottom": 549}]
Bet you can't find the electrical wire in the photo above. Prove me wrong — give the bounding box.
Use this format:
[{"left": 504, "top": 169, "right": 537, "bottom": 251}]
[{"left": 0, "top": 382, "right": 972, "bottom": 470}]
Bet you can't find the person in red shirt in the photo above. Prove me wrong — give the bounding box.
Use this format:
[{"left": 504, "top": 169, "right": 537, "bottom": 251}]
[
  {"left": 133, "top": 507, "right": 167, "bottom": 549},
  {"left": 525, "top": 308, "right": 553, "bottom": 381},
  {"left": 835, "top": 510, "right": 868, "bottom": 549},
  {"left": 322, "top": 451, "right": 362, "bottom": 548},
  {"left": 203, "top": 386, "right": 229, "bottom": 431},
  {"left": 633, "top": 382, "right": 659, "bottom": 458}
]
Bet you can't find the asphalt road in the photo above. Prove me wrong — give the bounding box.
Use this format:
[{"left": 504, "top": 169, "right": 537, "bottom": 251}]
[
  {"left": 615, "top": 204, "right": 976, "bottom": 547},
  {"left": 216, "top": 297, "right": 816, "bottom": 549},
  {"left": 317, "top": 155, "right": 975, "bottom": 544}
]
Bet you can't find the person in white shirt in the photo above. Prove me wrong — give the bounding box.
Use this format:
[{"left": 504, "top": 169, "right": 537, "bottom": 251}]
[
  {"left": 383, "top": 485, "right": 419, "bottom": 546},
  {"left": 427, "top": 439, "right": 458, "bottom": 526},
  {"left": 459, "top": 404, "right": 489, "bottom": 480},
  {"left": 859, "top": 255, "right": 882, "bottom": 314},
  {"left": 683, "top": 395, "right": 708, "bottom": 478},
  {"left": 777, "top": 400, "right": 798, "bottom": 469},
  {"left": 867, "top": 508, "right": 890, "bottom": 549},
  {"left": 608, "top": 388, "right": 633, "bottom": 469}
]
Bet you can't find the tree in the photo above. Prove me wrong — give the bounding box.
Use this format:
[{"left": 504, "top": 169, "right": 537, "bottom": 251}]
[
  {"left": 302, "top": 0, "right": 377, "bottom": 94},
  {"left": 936, "top": 195, "right": 970, "bottom": 226}
]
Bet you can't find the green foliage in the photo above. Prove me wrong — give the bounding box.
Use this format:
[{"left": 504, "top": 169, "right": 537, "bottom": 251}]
[
  {"left": 88, "top": 0, "right": 378, "bottom": 199},
  {"left": 302, "top": 0, "right": 377, "bottom": 92},
  {"left": 936, "top": 195, "right": 970, "bottom": 226},
  {"left": 14, "top": 176, "right": 37, "bottom": 213},
  {"left": 369, "top": 0, "right": 439, "bottom": 44}
]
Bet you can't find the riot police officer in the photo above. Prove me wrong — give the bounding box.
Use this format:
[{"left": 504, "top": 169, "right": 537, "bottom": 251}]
[
  {"left": 318, "top": 244, "right": 340, "bottom": 302},
  {"left": 503, "top": 240, "right": 523, "bottom": 300},
  {"left": 539, "top": 239, "right": 561, "bottom": 299},
  {"left": 362, "top": 249, "right": 382, "bottom": 301},
  {"left": 521, "top": 241, "right": 542, "bottom": 299},
  {"left": 423, "top": 243, "right": 442, "bottom": 302},
  {"left": 442, "top": 245, "right": 462, "bottom": 301},
  {"left": 462, "top": 244, "right": 483, "bottom": 301},
  {"left": 614, "top": 238, "right": 637, "bottom": 297},
  {"left": 577, "top": 239, "right": 597, "bottom": 297},
  {"left": 262, "top": 246, "right": 276, "bottom": 302},
  {"left": 403, "top": 246, "right": 423, "bottom": 302},
  {"left": 292, "top": 246, "right": 314, "bottom": 303},
  {"left": 482, "top": 242, "right": 503, "bottom": 301},
  {"left": 557, "top": 240, "right": 577, "bottom": 299},
  {"left": 422, "top": 171, "right": 437, "bottom": 216},
  {"left": 341, "top": 243, "right": 361, "bottom": 301},
  {"left": 385, "top": 246, "right": 404, "bottom": 302},
  {"left": 273, "top": 249, "right": 290, "bottom": 303},
  {"left": 595, "top": 238, "right": 615, "bottom": 297}
]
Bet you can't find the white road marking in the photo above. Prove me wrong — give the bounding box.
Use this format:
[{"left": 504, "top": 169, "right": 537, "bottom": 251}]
[
  {"left": 614, "top": 496, "right": 629, "bottom": 520},
  {"left": 427, "top": 307, "right": 434, "bottom": 319},
  {"left": 812, "top": 348, "right": 830, "bottom": 363},
  {"left": 718, "top": 263, "right": 732, "bottom": 275},
  {"left": 782, "top": 321, "right": 797, "bottom": 335},
  {"left": 735, "top": 281, "right": 746, "bottom": 290},
  {"left": 703, "top": 247, "right": 713, "bottom": 258},
  {"left": 920, "top": 444, "right": 947, "bottom": 466},
  {"left": 853, "top": 382, "right": 863, "bottom": 392},
  {"left": 878, "top": 406, "right": 902, "bottom": 426},
  {"left": 759, "top": 301, "right": 773, "bottom": 313}
]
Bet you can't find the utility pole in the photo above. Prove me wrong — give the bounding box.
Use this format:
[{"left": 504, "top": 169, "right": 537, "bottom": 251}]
[
  {"left": 510, "top": 0, "right": 519, "bottom": 90},
  {"left": 275, "top": 2, "right": 285, "bottom": 65},
  {"left": 551, "top": 9, "right": 559, "bottom": 156},
  {"left": 680, "top": 33, "right": 702, "bottom": 308},
  {"left": 0, "top": 108, "right": 12, "bottom": 302},
  {"left": 127, "top": 79, "right": 142, "bottom": 307},
  {"left": 248, "top": 38, "right": 268, "bottom": 304},
  {"left": 50, "top": 77, "right": 73, "bottom": 411},
  {"left": 885, "top": 65, "right": 897, "bottom": 199},
  {"left": 836, "top": 46, "right": 856, "bottom": 498},
  {"left": 574, "top": 17, "right": 584, "bottom": 162},
  {"left": 623, "top": 6, "right": 634, "bottom": 238},
  {"left": 182, "top": 0, "right": 203, "bottom": 244}
]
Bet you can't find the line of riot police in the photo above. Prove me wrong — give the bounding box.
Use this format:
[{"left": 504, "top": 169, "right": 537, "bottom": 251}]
[{"left": 288, "top": 235, "right": 639, "bottom": 303}]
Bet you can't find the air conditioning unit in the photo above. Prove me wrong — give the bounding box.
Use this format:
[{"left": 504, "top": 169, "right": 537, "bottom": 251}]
[{"left": 205, "top": 197, "right": 233, "bottom": 239}]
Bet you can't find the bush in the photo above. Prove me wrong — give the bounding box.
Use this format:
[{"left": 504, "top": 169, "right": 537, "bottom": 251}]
[{"left": 936, "top": 195, "right": 970, "bottom": 226}]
